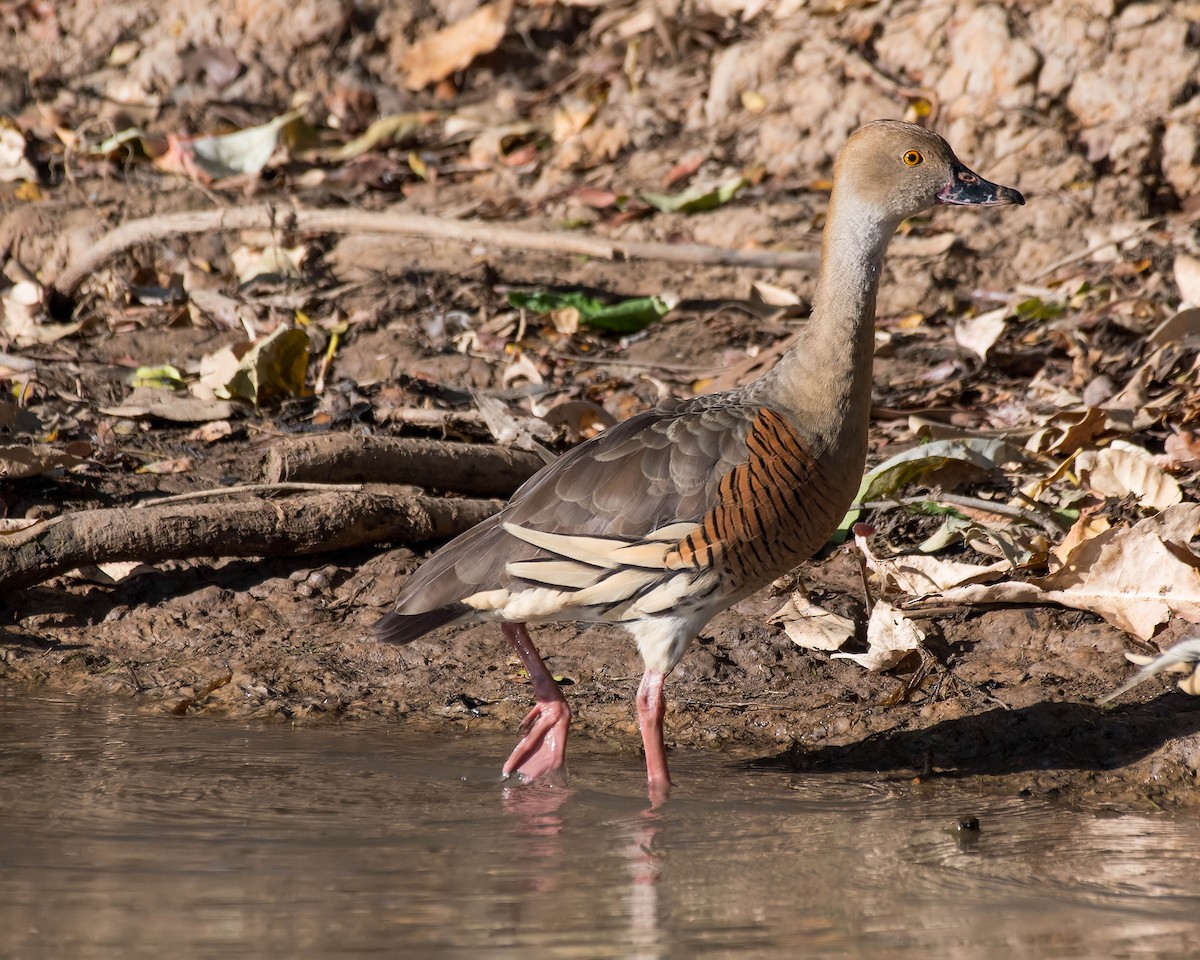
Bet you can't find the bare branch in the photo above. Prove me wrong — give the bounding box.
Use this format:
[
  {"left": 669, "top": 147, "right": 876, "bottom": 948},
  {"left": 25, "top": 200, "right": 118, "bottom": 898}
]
[{"left": 49, "top": 205, "right": 821, "bottom": 298}]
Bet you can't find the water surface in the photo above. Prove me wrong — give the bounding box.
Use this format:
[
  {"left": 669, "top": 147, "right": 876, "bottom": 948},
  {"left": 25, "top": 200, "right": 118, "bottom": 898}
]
[{"left": 1, "top": 696, "right": 1195, "bottom": 958}]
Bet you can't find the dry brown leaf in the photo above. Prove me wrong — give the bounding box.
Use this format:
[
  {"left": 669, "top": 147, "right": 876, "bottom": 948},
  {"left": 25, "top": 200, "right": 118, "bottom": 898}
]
[
  {"left": 230, "top": 243, "right": 307, "bottom": 284},
  {"left": 936, "top": 504, "right": 1200, "bottom": 640},
  {"left": 551, "top": 97, "right": 597, "bottom": 143},
  {"left": 769, "top": 594, "right": 856, "bottom": 652},
  {"left": 194, "top": 346, "right": 244, "bottom": 402},
  {"left": 499, "top": 351, "right": 544, "bottom": 388},
  {"left": 869, "top": 554, "right": 1009, "bottom": 597},
  {"left": 328, "top": 112, "right": 438, "bottom": 162},
  {"left": 1051, "top": 511, "right": 1111, "bottom": 570},
  {"left": 550, "top": 306, "right": 580, "bottom": 335},
  {"left": 699, "top": 0, "right": 775, "bottom": 17},
  {"left": 557, "top": 119, "right": 630, "bottom": 169},
  {"left": 831, "top": 601, "right": 923, "bottom": 671},
  {"left": 400, "top": 0, "right": 513, "bottom": 92},
  {"left": 538, "top": 400, "right": 615, "bottom": 442},
  {"left": 573, "top": 187, "right": 618, "bottom": 209},
  {"left": 1075, "top": 440, "right": 1182, "bottom": 510},
  {"left": 186, "top": 420, "right": 234, "bottom": 443},
  {"left": 0, "top": 443, "right": 88, "bottom": 479},
  {"left": 740, "top": 90, "right": 768, "bottom": 114},
  {"left": 138, "top": 456, "right": 194, "bottom": 475},
  {"left": 0, "top": 122, "right": 37, "bottom": 182},
  {"left": 954, "top": 307, "right": 1007, "bottom": 361},
  {"left": 1159, "top": 431, "right": 1200, "bottom": 470},
  {"left": 72, "top": 562, "right": 159, "bottom": 585},
  {"left": 472, "top": 391, "right": 553, "bottom": 451},
  {"left": 663, "top": 153, "right": 706, "bottom": 188},
  {"left": 1, "top": 279, "right": 80, "bottom": 345},
  {"left": 188, "top": 287, "right": 256, "bottom": 334},
  {"left": 1147, "top": 307, "right": 1200, "bottom": 348},
  {"left": 1173, "top": 253, "right": 1200, "bottom": 305},
  {"left": 749, "top": 280, "right": 802, "bottom": 308},
  {"left": 102, "top": 387, "right": 236, "bottom": 423},
  {"left": 468, "top": 120, "right": 538, "bottom": 167},
  {"left": 1026, "top": 406, "right": 1110, "bottom": 455}
]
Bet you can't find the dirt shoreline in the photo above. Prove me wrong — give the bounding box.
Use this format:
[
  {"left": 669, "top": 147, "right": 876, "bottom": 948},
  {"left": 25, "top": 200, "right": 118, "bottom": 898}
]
[{"left": 6, "top": 547, "right": 1200, "bottom": 810}]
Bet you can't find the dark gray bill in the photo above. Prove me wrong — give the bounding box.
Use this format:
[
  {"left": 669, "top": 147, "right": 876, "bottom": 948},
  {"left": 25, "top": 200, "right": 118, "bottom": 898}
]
[{"left": 938, "top": 162, "right": 1025, "bottom": 206}]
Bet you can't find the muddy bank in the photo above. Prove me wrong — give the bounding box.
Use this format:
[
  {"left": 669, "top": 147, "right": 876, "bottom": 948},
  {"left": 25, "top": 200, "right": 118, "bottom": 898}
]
[{"left": 6, "top": 546, "right": 1199, "bottom": 809}]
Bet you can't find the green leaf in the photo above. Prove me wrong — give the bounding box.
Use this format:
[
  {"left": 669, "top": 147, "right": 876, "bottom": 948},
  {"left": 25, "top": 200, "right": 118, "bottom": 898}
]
[
  {"left": 131, "top": 364, "right": 186, "bottom": 390},
  {"left": 835, "top": 437, "right": 1024, "bottom": 539},
  {"left": 640, "top": 174, "right": 747, "bottom": 213},
  {"left": 508, "top": 290, "right": 674, "bottom": 333},
  {"left": 1014, "top": 297, "right": 1064, "bottom": 322},
  {"left": 87, "top": 127, "right": 153, "bottom": 158},
  {"left": 328, "top": 111, "right": 439, "bottom": 162}
]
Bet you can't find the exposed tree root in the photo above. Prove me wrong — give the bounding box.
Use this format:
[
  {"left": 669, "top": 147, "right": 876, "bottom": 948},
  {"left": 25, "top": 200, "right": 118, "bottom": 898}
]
[
  {"left": 261, "top": 435, "right": 544, "bottom": 492},
  {"left": 0, "top": 489, "right": 502, "bottom": 591}
]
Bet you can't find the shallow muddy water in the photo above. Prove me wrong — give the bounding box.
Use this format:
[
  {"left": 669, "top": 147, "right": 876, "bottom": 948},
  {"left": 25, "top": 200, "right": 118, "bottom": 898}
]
[{"left": 1, "top": 696, "right": 1196, "bottom": 959}]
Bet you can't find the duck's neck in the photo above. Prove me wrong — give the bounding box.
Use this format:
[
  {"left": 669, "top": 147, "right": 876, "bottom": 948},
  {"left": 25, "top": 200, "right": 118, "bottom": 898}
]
[{"left": 759, "top": 191, "right": 901, "bottom": 449}]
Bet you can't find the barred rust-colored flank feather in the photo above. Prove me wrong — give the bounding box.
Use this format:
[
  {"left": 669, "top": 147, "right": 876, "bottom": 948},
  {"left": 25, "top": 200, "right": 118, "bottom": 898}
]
[
  {"left": 370, "top": 119, "right": 1024, "bottom": 796},
  {"left": 668, "top": 409, "right": 821, "bottom": 586}
]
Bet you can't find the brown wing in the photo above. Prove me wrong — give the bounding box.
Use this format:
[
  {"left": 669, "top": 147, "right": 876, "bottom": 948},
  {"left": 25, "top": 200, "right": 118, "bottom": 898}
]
[{"left": 389, "top": 397, "right": 759, "bottom": 615}]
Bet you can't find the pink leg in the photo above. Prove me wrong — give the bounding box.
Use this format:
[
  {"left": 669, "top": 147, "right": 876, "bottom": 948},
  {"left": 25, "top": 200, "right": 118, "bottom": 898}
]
[
  {"left": 501, "top": 622, "right": 571, "bottom": 785},
  {"left": 636, "top": 671, "right": 671, "bottom": 805}
]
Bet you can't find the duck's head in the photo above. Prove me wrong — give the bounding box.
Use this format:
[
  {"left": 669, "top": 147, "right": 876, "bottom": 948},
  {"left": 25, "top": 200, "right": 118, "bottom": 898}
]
[{"left": 834, "top": 120, "right": 1024, "bottom": 224}]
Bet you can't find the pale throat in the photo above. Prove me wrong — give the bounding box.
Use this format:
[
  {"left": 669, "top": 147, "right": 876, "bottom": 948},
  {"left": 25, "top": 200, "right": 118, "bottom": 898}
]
[{"left": 761, "top": 192, "right": 901, "bottom": 437}]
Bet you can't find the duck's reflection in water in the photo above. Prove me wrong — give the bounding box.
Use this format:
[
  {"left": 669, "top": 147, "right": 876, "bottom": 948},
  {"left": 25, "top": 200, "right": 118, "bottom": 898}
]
[{"left": 502, "top": 781, "right": 665, "bottom": 960}]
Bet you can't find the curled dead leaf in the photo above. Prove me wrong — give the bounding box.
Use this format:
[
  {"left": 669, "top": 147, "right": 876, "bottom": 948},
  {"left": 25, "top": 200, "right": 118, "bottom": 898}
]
[
  {"left": 102, "top": 387, "right": 236, "bottom": 423},
  {"left": 1050, "top": 511, "right": 1111, "bottom": 570},
  {"left": 1172, "top": 253, "right": 1200, "bottom": 306},
  {"left": 935, "top": 504, "right": 1200, "bottom": 641},
  {"left": 831, "top": 601, "right": 923, "bottom": 672},
  {"left": 954, "top": 307, "right": 1007, "bottom": 361},
  {"left": 1075, "top": 440, "right": 1182, "bottom": 511},
  {"left": 0, "top": 443, "right": 90, "bottom": 479},
  {"left": 0, "top": 121, "right": 37, "bottom": 183},
  {"left": 400, "top": 0, "right": 513, "bottom": 92},
  {"left": 769, "top": 594, "right": 856, "bottom": 652},
  {"left": 1159, "top": 431, "right": 1200, "bottom": 470}
]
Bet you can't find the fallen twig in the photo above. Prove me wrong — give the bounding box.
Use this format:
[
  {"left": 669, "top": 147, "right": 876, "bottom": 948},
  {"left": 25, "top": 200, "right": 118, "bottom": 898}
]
[
  {"left": 374, "top": 407, "right": 490, "bottom": 434},
  {"left": 857, "top": 492, "right": 1063, "bottom": 536},
  {"left": 0, "top": 489, "right": 502, "bottom": 592},
  {"left": 136, "top": 481, "right": 364, "bottom": 508},
  {"left": 50, "top": 205, "right": 821, "bottom": 299}
]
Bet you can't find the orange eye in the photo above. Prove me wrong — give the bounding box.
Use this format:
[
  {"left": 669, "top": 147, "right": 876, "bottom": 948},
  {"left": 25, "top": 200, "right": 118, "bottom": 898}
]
[{"left": 903, "top": 149, "right": 923, "bottom": 166}]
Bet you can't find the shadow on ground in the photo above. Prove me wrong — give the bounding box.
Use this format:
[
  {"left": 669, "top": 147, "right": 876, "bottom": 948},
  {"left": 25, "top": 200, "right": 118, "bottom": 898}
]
[{"left": 755, "top": 696, "right": 1200, "bottom": 778}]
